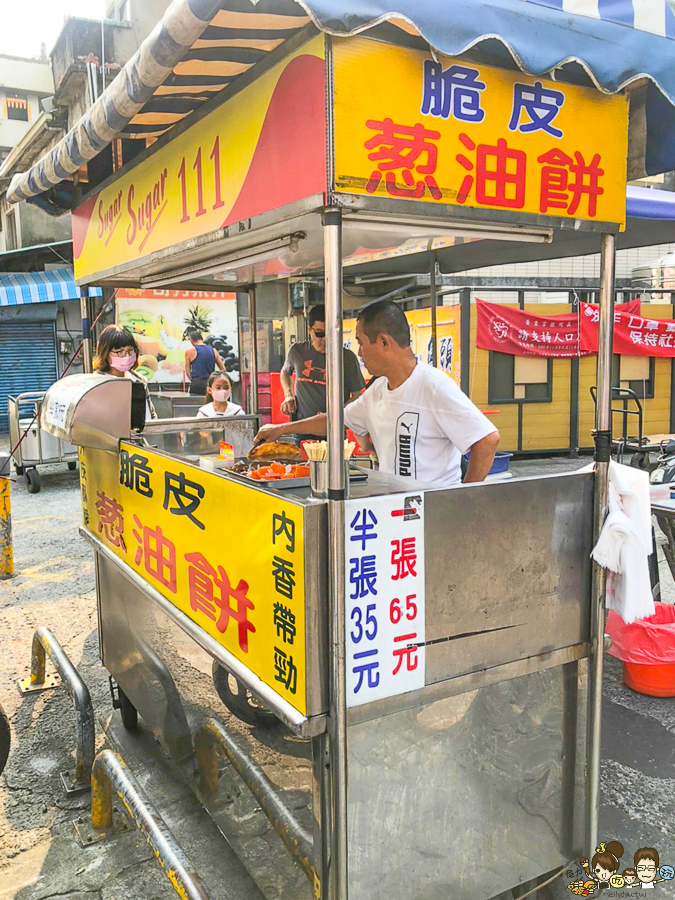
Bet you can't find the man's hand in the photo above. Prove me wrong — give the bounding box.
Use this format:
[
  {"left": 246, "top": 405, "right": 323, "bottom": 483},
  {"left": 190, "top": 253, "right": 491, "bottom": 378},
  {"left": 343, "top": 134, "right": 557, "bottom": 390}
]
[
  {"left": 281, "top": 395, "right": 297, "bottom": 415},
  {"left": 254, "top": 423, "right": 285, "bottom": 445}
]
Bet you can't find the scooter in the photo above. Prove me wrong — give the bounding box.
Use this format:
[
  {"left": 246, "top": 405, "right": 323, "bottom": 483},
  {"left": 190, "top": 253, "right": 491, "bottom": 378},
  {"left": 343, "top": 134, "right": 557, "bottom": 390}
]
[{"left": 650, "top": 438, "right": 675, "bottom": 489}]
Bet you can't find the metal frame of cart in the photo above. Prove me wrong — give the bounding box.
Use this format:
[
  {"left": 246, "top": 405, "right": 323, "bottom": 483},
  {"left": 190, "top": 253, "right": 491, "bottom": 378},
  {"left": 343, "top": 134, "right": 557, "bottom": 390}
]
[{"left": 31, "top": 10, "right": 657, "bottom": 900}]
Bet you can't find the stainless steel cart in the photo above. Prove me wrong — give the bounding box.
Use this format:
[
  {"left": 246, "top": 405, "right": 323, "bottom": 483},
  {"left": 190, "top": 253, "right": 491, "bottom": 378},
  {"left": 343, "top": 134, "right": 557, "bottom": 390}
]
[{"left": 8, "top": 392, "right": 78, "bottom": 493}]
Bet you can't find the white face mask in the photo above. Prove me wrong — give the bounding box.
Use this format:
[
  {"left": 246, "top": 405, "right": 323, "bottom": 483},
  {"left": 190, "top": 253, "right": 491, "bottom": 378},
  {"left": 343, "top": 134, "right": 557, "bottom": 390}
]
[{"left": 212, "top": 388, "right": 231, "bottom": 403}]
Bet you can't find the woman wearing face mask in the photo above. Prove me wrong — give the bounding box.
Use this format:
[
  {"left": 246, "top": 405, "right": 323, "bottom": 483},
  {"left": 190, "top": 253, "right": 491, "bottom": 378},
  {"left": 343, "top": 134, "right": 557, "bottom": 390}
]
[
  {"left": 93, "top": 324, "right": 157, "bottom": 420},
  {"left": 196, "top": 372, "right": 244, "bottom": 418}
]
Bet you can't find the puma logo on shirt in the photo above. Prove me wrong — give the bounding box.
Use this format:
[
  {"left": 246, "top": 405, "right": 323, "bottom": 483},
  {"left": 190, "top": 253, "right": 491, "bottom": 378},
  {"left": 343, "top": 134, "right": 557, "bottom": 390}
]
[{"left": 396, "top": 413, "right": 419, "bottom": 477}]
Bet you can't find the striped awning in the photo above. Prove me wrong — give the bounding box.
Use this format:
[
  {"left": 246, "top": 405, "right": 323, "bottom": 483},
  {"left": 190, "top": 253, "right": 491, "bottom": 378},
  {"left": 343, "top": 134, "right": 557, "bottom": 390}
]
[
  {"left": 9, "top": 0, "right": 675, "bottom": 206},
  {"left": 121, "top": 3, "right": 312, "bottom": 139},
  {"left": 0, "top": 268, "right": 102, "bottom": 307}
]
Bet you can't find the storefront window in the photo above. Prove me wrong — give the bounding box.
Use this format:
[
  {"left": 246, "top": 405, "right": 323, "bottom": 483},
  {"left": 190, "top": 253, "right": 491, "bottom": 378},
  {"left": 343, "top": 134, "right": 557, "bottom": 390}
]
[
  {"left": 612, "top": 354, "right": 654, "bottom": 399},
  {"left": 6, "top": 92, "right": 29, "bottom": 122},
  {"left": 489, "top": 351, "right": 552, "bottom": 403}
]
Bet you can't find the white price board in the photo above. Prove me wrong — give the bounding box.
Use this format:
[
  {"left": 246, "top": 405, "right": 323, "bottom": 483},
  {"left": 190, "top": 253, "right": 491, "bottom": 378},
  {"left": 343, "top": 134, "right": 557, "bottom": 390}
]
[{"left": 345, "top": 491, "right": 426, "bottom": 707}]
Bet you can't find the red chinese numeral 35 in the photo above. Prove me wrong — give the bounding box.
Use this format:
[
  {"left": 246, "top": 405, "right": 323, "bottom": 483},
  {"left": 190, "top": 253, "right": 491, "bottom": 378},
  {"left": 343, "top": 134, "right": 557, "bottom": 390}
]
[
  {"left": 178, "top": 135, "right": 225, "bottom": 223},
  {"left": 390, "top": 594, "right": 418, "bottom": 624}
]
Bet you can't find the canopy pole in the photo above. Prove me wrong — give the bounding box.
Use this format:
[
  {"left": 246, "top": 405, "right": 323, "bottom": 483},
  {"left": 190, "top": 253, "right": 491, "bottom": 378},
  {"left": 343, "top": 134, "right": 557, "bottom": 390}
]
[
  {"left": 586, "top": 231, "right": 615, "bottom": 859},
  {"left": 430, "top": 253, "right": 438, "bottom": 368},
  {"left": 323, "top": 207, "right": 348, "bottom": 900},
  {"left": 80, "top": 288, "right": 92, "bottom": 373},
  {"left": 248, "top": 287, "right": 259, "bottom": 415}
]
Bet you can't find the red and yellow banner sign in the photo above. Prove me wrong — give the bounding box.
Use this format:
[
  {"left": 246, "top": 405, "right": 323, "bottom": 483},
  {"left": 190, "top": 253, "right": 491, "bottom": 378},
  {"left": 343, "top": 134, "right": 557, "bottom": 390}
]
[
  {"left": 80, "top": 444, "right": 307, "bottom": 714},
  {"left": 73, "top": 36, "right": 327, "bottom": 282},
  {"left": 581, "top": 305, "right": 675, "bottom": 357},
  {"left": 476, "top": 298, "right": 642, "bottom": 357},
  {"left": 333, "top": 37, "right": 628, "bottom": 225}
]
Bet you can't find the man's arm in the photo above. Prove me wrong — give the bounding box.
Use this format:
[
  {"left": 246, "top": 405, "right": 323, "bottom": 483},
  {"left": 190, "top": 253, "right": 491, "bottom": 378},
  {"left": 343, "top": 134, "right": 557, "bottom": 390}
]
[
  {"left": 463, "top": 431, "right": 500, "bottom": 483},
  {"left": 184, "top": 347, "right": 195, "bottom": 380},
  {"left": 214, "top": 349, "right": 226, "bottom": 371},
  {"left": 280, "top": 369, "right": 297, "bottom": 415},
  {"left": 255, "top": 413, "right": 328, "bottom": 444},
  {"left": 354, "top": 432, "right": 374, "bottom": 453}
]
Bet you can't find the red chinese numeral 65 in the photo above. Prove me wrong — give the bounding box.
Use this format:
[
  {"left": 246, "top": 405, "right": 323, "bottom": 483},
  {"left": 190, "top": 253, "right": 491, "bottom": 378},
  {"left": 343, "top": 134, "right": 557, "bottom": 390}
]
[{"left": 390, "top": 594, "right": 417, "bottom": 624}]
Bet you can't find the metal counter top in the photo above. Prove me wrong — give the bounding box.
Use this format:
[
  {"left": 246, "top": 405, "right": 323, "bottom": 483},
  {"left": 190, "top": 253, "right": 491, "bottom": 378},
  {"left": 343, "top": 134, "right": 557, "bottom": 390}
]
[{"left": 234, "top": 468, "right": 434, "bottom": 503}]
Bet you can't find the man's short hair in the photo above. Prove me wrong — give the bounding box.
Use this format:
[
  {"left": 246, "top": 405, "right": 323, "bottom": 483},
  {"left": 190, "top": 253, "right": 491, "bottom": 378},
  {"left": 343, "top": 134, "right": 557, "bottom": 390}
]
[
  {"left": 634, "top": 848, "right": 659, "bottom": 868},
  {"left": 308, "top": 305, "right": 325, "bottom": 327},
  {"left": 188, "top": 329, "right": 202, "bottom": 342},
  {"left": 357, "top": 300, "right": 410, "bottom": 348}
]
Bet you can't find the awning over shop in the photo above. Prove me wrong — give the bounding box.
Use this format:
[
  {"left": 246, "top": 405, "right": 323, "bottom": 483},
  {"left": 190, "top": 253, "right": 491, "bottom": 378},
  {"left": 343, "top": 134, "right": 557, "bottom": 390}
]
[
  {"left": 0, "top": 268, "right": 102, "bottom": 307},
  {"left": 626, "top": 185, "right": 675, "bottom": 219},
  {"left": 8, "top": 0, "right": 675, "bottom": 208}
]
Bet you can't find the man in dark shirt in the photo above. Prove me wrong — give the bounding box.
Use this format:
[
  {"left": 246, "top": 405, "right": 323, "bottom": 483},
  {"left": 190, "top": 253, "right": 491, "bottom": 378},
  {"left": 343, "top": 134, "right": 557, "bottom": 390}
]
[{"left": 280, "top": 305, "right": 364, "bottom": 422}]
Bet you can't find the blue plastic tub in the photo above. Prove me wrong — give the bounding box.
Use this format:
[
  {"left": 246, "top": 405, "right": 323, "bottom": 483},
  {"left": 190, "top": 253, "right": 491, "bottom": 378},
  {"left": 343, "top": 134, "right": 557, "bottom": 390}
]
[
  {"left": 465, "top": 450, "right": 513, "bottom": 475},
  {"left": 489, "top": 451, "right": 513, "bottom": 475}
]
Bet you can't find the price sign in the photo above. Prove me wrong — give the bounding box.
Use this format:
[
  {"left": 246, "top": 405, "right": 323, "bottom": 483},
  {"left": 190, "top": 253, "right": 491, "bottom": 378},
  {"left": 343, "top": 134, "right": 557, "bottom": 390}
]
[{"left": 344, "top": 492, "right": 426, "bottom": 707}]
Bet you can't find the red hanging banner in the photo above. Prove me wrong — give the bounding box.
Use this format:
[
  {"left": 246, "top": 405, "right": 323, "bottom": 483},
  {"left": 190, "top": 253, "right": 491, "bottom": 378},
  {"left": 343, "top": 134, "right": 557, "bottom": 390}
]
[
  {"left": 476, "top": 298, "right": 641, "bottom": 357},
  {"left": 579, "top": 305, "right": 675, "bottom": 356}
]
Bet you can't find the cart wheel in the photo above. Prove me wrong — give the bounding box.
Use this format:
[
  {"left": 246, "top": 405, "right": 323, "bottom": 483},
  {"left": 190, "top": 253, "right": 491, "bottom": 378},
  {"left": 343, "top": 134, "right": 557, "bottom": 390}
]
[
  {"left": 14, "top": 465, "right": 23, "bottom": 476},
  {"left": 212, "top": 661, "right": 279, "bottom": 728},
  {"left": 118, "top": 688, "right": 138, "bottom": 731},
  {"left": 0, "top": 703, "right": 10, "bottom": 775},
  {"left": 25, "top": 469, "right": 41, "bottom": 494},
  {"left": 67, "top": 461, "right": 77, "bottom": 471}
]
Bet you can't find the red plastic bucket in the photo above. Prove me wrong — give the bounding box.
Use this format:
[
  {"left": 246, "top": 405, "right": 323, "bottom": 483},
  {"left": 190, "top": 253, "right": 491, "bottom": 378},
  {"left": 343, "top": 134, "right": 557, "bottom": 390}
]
[
  {"left": 623, "top": 661, "right": 675, "bottom": 697},
  {"left": 608, "top": 604, "right": 675, "bottom": 696}
]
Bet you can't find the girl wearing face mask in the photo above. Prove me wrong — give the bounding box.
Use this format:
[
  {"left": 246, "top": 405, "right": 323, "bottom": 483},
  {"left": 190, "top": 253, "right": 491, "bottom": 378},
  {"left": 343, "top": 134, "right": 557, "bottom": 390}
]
[
  {"left": 94, "top": 324, "right": 157, "bottom": 420},
  {"left": 196, "top": 372, "right": 244, "bottom": 418}
]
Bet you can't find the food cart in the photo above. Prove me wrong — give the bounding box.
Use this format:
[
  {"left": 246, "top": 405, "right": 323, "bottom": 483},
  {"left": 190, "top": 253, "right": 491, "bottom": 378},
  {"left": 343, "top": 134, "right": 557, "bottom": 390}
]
[
  {"left": 18, "top": 0, "right": 675, "bottom": 896},
  {"left": 8, "top": 392, "right": 79, "bottom": 493}
]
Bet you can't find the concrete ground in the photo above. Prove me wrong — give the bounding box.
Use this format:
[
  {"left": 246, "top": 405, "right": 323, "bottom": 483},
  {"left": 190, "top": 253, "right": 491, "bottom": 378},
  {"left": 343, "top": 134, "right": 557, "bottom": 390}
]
[{"left": 0, "top": 454, "right": 673, "bottom": 899}]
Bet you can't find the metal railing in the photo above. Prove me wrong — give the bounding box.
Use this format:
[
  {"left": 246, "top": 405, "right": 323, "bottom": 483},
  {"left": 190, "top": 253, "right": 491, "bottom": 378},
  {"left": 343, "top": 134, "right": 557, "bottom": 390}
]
[
  {"left": 193, "top": 717, "right": 317, "bottom": 888},
  {"left": 89, "top": 749, "right": 212, "bottom": 900},
  {"left": 18, "top": 626, "right": 95, "bottom": 792}
]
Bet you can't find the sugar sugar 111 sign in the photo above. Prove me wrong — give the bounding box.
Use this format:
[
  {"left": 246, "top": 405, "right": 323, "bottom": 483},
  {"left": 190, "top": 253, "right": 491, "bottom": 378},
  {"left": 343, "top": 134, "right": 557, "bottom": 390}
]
[
  {"left": 345, "top": 493, "right": 426, "bottom": 708},
  {"left": 72, "top": 36, "right": 327, "bottom": 282},
  {"left": 79, "top": 443, "right": 307, "bottom": 715},
  {"left": 333, "top": 37, "right": 627, "bottom": 226}
]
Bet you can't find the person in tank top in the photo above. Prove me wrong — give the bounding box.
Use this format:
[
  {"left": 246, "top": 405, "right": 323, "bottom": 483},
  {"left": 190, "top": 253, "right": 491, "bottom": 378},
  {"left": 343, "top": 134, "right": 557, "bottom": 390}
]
[{"left": 185, "top": 329, "right": 226, "bottom": 397}]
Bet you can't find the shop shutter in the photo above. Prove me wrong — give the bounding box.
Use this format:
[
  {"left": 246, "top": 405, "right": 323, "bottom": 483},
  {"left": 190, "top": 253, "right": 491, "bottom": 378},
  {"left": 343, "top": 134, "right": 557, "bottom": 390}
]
[{"left": 0, "top": 322, "right": 58, "bottom": 430}]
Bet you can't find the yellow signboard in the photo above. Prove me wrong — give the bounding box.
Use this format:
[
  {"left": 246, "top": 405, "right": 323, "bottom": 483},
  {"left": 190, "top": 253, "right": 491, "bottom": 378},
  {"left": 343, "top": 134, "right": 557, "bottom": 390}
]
[
  {"left": 73, "top": 36, "right": 327, "bottom": 282},
  {"left": 80, "top": 444, "right": 307, "bottom": 715},
  {"left": 344, "top": 306, "right": 461, "bottom": 385},
  {"left": 333, "top": 37, "right": 628, "bottom": 225}
]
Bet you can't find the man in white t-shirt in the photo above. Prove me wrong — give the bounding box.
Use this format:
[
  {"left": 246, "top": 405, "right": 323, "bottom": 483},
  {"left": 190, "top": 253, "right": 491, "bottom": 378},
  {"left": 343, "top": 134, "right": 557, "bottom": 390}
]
[{"left": 254, "top": 300, "right": 499, "bottom": 487}]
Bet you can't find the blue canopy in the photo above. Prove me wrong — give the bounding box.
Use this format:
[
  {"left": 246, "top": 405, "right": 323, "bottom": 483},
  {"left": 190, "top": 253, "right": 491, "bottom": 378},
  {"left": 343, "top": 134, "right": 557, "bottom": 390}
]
[
  {"left": 0, "top": 268, "right": 101, "bottom": 307},
  {"left": 627, "top": 184, "right": 675, "bottom": 218},
  {"left": 297, "top": 0, "right": 675, "bottom": 175},
  {"left": 8, "top": 0, "right": 675, "bottom": 206}
]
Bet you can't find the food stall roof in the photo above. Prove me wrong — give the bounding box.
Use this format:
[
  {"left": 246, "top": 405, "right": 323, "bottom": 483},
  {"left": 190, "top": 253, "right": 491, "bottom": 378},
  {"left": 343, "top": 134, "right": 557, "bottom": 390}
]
[
  {"left": 8, "top": 0, "right": 675, "bottom": 208},
  {"left": 104, "top": 192, "right": 675, "bottom": 289},
  {"left": 340, "top": 187, "right": 675, "bottom": 280}
]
